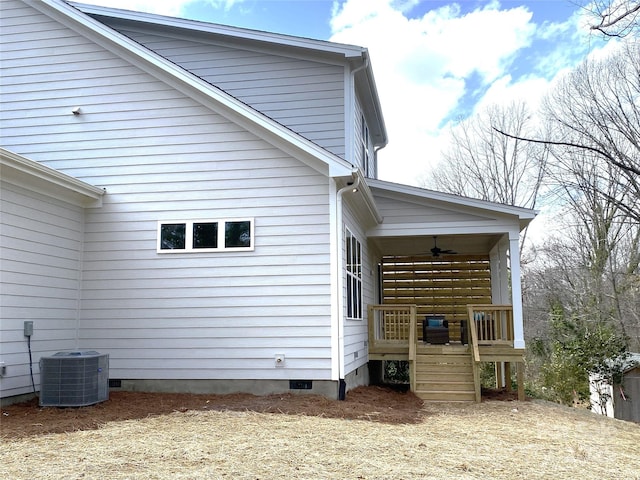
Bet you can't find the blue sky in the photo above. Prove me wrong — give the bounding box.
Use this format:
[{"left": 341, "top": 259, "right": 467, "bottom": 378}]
[{"left": 77, "top": 0, "right": 615, "bottom": 186}]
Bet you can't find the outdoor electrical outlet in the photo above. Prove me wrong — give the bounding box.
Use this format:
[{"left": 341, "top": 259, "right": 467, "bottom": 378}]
[
  {"left": 274, "top": 354, "right": 285, "bottom": 367},
  {"left": 0, "top": 362, "right": 5, "bottom": 377},
  {"left": 24, "top": 321, "right": 33, "bottom": 337}
]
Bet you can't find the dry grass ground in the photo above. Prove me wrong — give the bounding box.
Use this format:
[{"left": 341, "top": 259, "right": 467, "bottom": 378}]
[{"left": 1, "top": 386, "right": 639, "bottom": 480}]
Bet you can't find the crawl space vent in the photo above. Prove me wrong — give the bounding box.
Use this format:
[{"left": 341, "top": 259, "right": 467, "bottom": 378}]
[{"left": 39, "top": 351, "right": 109, "bottom": 407}]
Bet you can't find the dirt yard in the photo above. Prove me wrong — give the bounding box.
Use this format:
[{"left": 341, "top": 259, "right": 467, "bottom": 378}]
[
  {"left": 0, "top": 386, "right": 424, "bottom": 438},
  {"left": 1, "top": 386, "right": 639, "bottom": 479}
]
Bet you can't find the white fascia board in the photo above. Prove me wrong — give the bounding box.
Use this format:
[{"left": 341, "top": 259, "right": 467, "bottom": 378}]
[
  {"left": 368, "top": 179, "right": 537, "bottom": 224},
  {"left": 32, "top": 0, "right": 353, "bottom": 178},
  {"left": 354, "top": 170, "right": 383, "bottom": 224},
  {"left": 367, "top": 220, "right": 522, "bottom": 238},
  {"left": 354, "top": 57, "right": 387, "bottom": 148},
  {"left": 71, "top": 1, "right": 366, "bottom": 58},
  {"left": 0, "top": 148, "right": 104, "bottom": 206}
]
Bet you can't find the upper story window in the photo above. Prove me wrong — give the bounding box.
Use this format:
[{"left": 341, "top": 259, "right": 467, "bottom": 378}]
[
  {"left": 158, "top": 219, "right": 254, "bottom": 253},
  {"left": 360, "top": 115, "right": 371, "bottom": 177},
  {"left": 345, "top": 228, "right": 363, "bottom": 319}
]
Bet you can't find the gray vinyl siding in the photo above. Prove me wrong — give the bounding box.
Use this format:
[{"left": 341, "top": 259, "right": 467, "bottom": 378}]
[
  {"left": 1, "top": 1, "right": 333, "bottom": 385},
  {"left": 354, "top": 96, "right": 376, "bottom": 178},
  {"left": 0, "top": 182, "right": 84, "bottom": 397},
  {"left": 342, "top": 199, "right": 373, "bottom": 375},
  {"left": 374, "top": 194, "right": 492, "bottom": 226},
  {"left": 101, "top": 22, "right": 347, "bottom": 159}
]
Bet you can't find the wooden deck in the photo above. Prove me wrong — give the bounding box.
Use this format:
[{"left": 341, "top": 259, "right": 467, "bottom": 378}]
[{"left": 368, "top": 304, "right": 525, "bottom": 402}]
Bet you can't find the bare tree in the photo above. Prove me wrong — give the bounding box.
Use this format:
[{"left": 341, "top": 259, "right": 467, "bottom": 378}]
[
  {"left": 582, "top": 0, "right": 640, "bottom": 37},
  {"left": 522, "top": 163, "right": 639, "bottom": 402},
  {"left": 497, "top": 42, "right": 640, "bottom": 399},
  {"left": 497, "top": 42, "right": 640, "bottom": 223},
  {"left": 519, "top": 43, "right": 640, "bottom": 352},
  {"left": 426, "top": 101, "right": 548, "bottom": 211},
  {"left": 545, "top": 41, "right": 640, "bottom": 221},
  {"left": 548, "top": 148, "right": 639, "bottom": 343}
]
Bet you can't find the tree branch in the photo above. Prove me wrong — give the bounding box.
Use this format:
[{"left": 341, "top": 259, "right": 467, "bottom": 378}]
[
  {"left": 492, "top": 127, "right": 640, "bottom": 177},
  {"left": 590, "top": 2, "right": 640, "bottom": 36},
  {"left": 493, "top": 127, "right": 612, "bottom": 161}
]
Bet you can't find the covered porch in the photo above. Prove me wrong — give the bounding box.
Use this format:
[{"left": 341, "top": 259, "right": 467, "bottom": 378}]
[{"left": 362, "top": 180, "right": 534, "bottom": 402}]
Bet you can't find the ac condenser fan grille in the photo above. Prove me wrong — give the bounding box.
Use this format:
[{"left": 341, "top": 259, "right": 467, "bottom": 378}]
[{"left": 39, "top": 351, "right": 109, "bottom": 407}]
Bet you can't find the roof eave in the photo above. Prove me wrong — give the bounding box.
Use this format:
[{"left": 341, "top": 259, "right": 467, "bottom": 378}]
[
  {"left": 1, "top": 148, "right": 104, "bottom": 207},
  {"left": 353, "top": 52, "right": 388, "bottom": 148},
  {"left": 355, "top": 169, "right": 383, "bottom": 223},
  {"left": 70, "top": 1, "right": 367, "bottom": 58},
  {"left": 368, "top": 178, "right": 538, "bottom": 227}
]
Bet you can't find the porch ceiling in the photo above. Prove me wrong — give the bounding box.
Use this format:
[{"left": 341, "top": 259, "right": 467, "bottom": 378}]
[{"left": 369, "top": 233, "right": 504, "bottom": 257}]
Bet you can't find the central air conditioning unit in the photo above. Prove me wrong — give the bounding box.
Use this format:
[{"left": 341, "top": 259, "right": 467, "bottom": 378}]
[{"left": 39, "top": 351, "right": 109, "bottom": 407}]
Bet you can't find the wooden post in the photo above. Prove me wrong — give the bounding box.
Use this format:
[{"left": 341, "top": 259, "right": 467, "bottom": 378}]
[
  {"left": 367, "top": 305, "right": 375, "bottom": 348},
  {"left": 517, "top": 362, "right": 525, "bottom": 401},
  {"left": 472, "top": 360, "right": 482, "bottom": 403},
  {"left": 408, "top": 305, "right": 417, "bottom": 393},
  {"left": 505, "top": 363, "right": 512, "bottom": 392},
  {"left": 495, "top": 362, "right": 504, "bottom": 389}
]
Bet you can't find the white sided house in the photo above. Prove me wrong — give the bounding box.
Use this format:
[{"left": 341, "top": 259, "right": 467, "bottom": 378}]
[{"left": 0, "top": 0, "right": 536, "bottom": 404}]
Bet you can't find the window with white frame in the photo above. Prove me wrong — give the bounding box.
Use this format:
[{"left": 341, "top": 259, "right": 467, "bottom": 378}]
[
  {"left": 360, "top": 115, "right": 371, "bottom": 177},
  {"left": 157, "top": 219, "right": 254, "bottom": 252},
  {"left": 345, "top": 228, "right": 363, "bottom": 319}
]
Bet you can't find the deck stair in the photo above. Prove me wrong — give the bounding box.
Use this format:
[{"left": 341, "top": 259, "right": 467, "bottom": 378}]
[
  {"left": 369, "top": 304, "right": 526, "bottom": 402},
  {"left": 413, "top": 346, "right": 477, "bottom": 402}
]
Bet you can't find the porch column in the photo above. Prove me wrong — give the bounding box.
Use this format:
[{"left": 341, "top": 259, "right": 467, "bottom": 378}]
[
  {"left": 509, "top": 232, "right": 525, "bottom": 349},
  {"left": 490, "top": 236, "right": 509, "bottom": 304}
]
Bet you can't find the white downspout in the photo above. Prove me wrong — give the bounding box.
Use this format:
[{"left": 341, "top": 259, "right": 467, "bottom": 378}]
[{"left": 335, "top": 174, "right": 359, "bottom": 397}]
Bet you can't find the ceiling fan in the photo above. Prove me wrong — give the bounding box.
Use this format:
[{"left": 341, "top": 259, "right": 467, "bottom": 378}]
[{"left": 430, "top": 236, "right": 457, "bottom": 257}]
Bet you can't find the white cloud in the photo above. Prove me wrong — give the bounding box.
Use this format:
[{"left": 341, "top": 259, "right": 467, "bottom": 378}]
[
  {"left": 474, "top": 74, "right": 550, "bottom": 113},
  {"left": 330, "top": 0, "right": 538, "bottom": 185},
  {"left": 199, "top": 0, "right": 246, "bottom": 12},
  {"left": 420, "top": 4, "right": 535, "bottom": 81}
]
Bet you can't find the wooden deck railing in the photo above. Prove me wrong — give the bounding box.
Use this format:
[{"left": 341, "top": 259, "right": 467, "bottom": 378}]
[
  {"left": 368, "top": 304, "right": 521, "bottom": 402},
  {"left": 367, "top": 304, "right": 417, "bottom": 356},
  {"left": 467, "top": 309, "right": 481, "bottom": 363},
  {"left": 465, "top": 305, "right": 515, "bottom": 402},
  {"left": 466, "top": 304, "right": 514, "bottom": 346},
  {"left": 368, "top": 304, "right": 515, "bottom": 352}
]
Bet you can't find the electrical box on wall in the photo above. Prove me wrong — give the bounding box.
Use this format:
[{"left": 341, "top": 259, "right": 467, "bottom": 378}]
[{"left": 24, "top": 321, "right": 33, "bottom": 337}]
